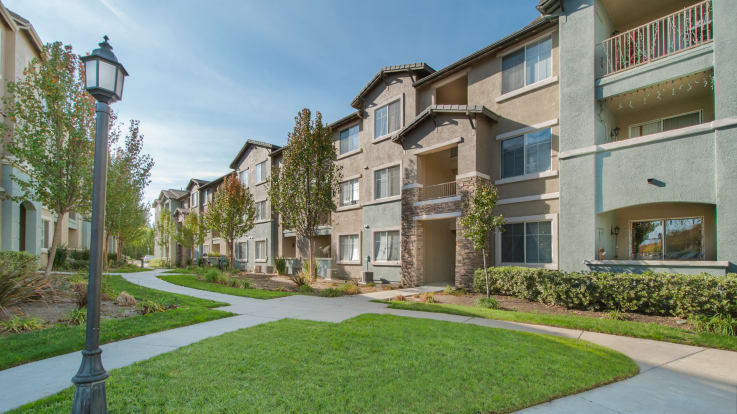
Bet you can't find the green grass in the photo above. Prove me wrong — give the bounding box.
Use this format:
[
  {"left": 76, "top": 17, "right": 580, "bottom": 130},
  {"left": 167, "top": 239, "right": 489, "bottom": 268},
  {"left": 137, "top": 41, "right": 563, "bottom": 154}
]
[
  {"left": 379, "top": 300, "right": 737, "bottom": 352},
  {"left": 0, "top": 275, "right": 232, "bottom": 370},
  {"left": 158, "top": 274, "right": 294, "bottom": 299},
  {"left": 13, "top": 314, "right": 638, "bottom": 414},
  {"left": 160, "top": 268, "right": 200, "bottom": 274},
  {"left": 104, "top": 267, "right": 150, "bottom": 273}
]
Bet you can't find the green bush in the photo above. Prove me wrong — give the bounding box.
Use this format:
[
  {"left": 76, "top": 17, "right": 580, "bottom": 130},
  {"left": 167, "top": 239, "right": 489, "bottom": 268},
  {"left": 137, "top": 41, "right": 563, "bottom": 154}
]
[
  {"left": 52, "top": 245, "right": 68, "bottom": 269},
  {"left": 70, "top": 249, "right": 90, "bottom": 261},
  {"left": 338, "top": 282, "right": 361, "bottom": 295},
  {"left": 203, "top": 269, "right": 227, "bottom": 284},
  {"left": 319, "top": 288, "right": 343, "bottom": 297},
  {"left": 0, "top": 251, "right": 41, "bottom": 311},
  {"left": 690, "top": 314, "right": 737, "bottom": 336},
  {"left": 65, "top": 307, "right": 87, "bottom": 325},
  {"left": 476, "top": 297, "right": 498, "bottom": 309},
  {"left": 0, "top": 316, "right": 45, "bottom": 333},
  {"left": 274, "top": 258, "right": 287, "bottom": 275},
  {"left": 297, "top": 284, "right": 314, "bottom": 294},
  {"left": 139, "top": 300, "right": 166, "bottom": 315},
  {"left": 473, "top": 267, "right": 737, "bottom": 317},
  {"left": 0, "top": 251, "right": 38, "bottom": 277}
]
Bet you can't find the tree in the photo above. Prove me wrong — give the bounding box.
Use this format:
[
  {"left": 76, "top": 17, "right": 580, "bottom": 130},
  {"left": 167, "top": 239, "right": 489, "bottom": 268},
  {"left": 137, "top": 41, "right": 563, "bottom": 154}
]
[
  {"left": 203, "top": 175, "right": 256, "bottom": 269},
  {"left": 104, "top": 118, "right": 154, "bottom": 266},
  {"left": 1, "top": 42, "right": 95, "bottom": 276},
  {"left": 155, "top": 209, "right": 174, "bottom": 266},
  {"left": 122, "top": 225, "right": 154, "bottom": 260},
  {"left": 268, "top": 108, "right": 341, "bottom": 282},
  {"left": 174, "top": 213, "right": 205, "bottom": 267},
  {"left": 459, "top": 183, "right": 504, "bottom": 299}
]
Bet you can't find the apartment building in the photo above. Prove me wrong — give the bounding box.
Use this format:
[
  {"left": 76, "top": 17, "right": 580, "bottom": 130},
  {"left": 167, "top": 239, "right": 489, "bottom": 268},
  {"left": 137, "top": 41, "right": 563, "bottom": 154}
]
[
  {"left": 0, "top": 4, "right": 94, "bottom": 267},
  {"left": 155, "top": 0, "right": 735, "bottom": 283},
  {"left": 152, "top": 188, "right": 187, "bottom": 264}
]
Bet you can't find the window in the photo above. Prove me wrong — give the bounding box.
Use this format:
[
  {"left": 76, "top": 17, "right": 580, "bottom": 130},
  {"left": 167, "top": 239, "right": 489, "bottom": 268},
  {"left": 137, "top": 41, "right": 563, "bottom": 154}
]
[
  {"left": 502, "top": 36, "right": 552, "bottom": 94},
  {"left": 203, "top": 189, "right": 210, "bottom": 204},
  {"left": 255, "top": 240, "right": 266, "bottom": 260},
  {"left": 374, "top": 165, "right": 400, "bottom": 199},
  {"left": 236, "top": 241, "right": 248, "bottom": 260},
  {"left": 42, "top": 219, "right": 50, "bottom": 249},
  {"left": 339, "top": 235, "right": 360, "bottom": 262},
  {"left": 374, "top": 99, "right": 401, "bottom": 139},
  {"left": 374, "top": 230, "right": 399, "bottom": 262},
  {"left": 340, "top": 178, "right": 359, "bottom": 206},
  {"left": 501, "top": 128, "right": 552, "bottom": 178},
  {"left": 256, "top": 201, "right": 267, "bottom": 220},
  {"left": 629, "top": 111, "right": 702, "bottom": 138},
  {"left": 256, "top": 161, "right": 266, "bottom": 183},
  {"left": 191, "top": 192, "right": 198, "bottom": 207},
  {"left": 501, "top": 221, "right": 552, "bottom": 264},
  {"left": 631, "top": 217, "right": 703, "bottom": 260},
  {"left": 239, "top": 169, "right": 248, "bottom": 186},
  {"left": 339, "top": 125, "right": 359, "bottom": 155}
]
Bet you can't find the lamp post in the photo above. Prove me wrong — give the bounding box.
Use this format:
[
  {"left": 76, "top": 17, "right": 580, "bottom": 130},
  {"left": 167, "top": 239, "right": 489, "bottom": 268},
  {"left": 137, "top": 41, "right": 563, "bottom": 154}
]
[{"left": 72, "top": 35, "right": 128, "bottom": 414}]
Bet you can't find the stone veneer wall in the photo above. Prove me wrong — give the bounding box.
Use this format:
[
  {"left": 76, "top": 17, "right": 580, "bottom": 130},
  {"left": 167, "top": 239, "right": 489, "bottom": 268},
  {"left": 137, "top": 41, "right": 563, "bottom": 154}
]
[{"left": 401, "top": 176, "right": 487, "bottom": 288}]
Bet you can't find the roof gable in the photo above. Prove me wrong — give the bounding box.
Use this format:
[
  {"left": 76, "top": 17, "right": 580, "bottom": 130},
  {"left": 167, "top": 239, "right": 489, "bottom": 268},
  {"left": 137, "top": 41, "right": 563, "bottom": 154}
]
[
  {"left": 350, "top": 63, "right": 435, "bottom": 109},
  {"left": 394, "top": 105, "right": 499, "bottom": 143},
  {"left": 229, "top": 139, "right": 281, "bottom": 170}
]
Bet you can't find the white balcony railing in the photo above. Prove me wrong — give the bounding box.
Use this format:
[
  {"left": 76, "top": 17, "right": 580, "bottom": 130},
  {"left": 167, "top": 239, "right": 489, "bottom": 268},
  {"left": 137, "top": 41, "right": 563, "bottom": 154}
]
[
  {"left": 418, "top": 181, "right": 457, "bottom": 202},
  {"left": 599, "top": 1, "right": 712, "bottom": 77}
]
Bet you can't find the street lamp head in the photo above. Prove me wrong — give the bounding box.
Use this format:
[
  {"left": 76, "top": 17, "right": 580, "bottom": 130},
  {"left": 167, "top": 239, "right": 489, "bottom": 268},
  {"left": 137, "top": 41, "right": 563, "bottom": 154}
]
[{"left": 81, "top": 35, "right": 128, "bottom": 104}]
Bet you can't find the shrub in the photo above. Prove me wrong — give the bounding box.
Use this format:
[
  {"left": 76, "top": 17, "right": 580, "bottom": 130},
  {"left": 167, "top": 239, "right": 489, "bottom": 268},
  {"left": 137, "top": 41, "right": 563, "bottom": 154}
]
[
  {"left": 203, "top": 269, "right": 227, "bottom": 284},
  {"left": 114, "top": 291, "right": 137, "bottom": 306},
  {"left": 65, "top": 307, "right": 87, "bottom": 325},
  {"left": 227, "top": 278, "right": 243, "bottom": 288},
  {"left": 139, "top": 300, "right": 166, "bottom": 315},
  {"left": 70, "top": 249, "right": 90, "bottom": 261},
  {"left": 605, "top": 310, "right": 630, "bottom": 321},
  {"left": 690, "top": 314, "right": 737, "bottom": 336},
  {"left": 297, "top": 284, "right": 314, "bottom": 294},
  {"left": 473, "top": 267, "right": 737, "bottom": 318},
  {"left": 420, "top": 292, "right": 436, "bottom": 304},
  {"left": 52, "top": 244, "right": 68, "bottom": 269},
  {"left": 274, "top": 258, "right": 287, "bottom": 275},
  {"left": 319, "top": 288, "right": 343, "bottom": 297},
  {"left": 339, "top": 282, "right": 361, "bottom": 295},
  {"left": 0, "top": 316, "right": 45, "bottom": 333},
  {"left": 476, "top": 297, "right": 498, "bottom": 309},
  {"left": 366, "top": 282, "right": 375, "bottom": 287},
  {"left": 71, "top": 282, "right": 88, "bottom": 309},
  {"left": 0, "top": 251, "right": 42, "bottom": 311}
]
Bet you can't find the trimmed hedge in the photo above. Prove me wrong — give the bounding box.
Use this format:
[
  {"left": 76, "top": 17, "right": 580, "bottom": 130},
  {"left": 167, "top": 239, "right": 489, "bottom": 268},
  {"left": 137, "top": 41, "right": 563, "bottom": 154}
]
[{"left": 474, "top": 267, "right": 737, "bottom": 317}]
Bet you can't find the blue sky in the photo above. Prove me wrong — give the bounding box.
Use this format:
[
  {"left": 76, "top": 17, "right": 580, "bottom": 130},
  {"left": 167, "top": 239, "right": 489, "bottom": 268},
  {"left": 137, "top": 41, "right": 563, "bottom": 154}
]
[{"left": 4, "top": 0, "right": 540, "bottom": 206}]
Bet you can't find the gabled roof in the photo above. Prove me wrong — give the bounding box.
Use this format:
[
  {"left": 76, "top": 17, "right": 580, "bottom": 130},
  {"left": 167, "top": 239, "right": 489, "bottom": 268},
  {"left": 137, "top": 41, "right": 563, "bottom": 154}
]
[
  {"left": 350, "top": 63, "right": 435, "bottom": 109},
  {"left": 328, "top": 111, "right": 360, "bottom": 130},
  {"left": 5, "top": 8, "right": 43, "bottom": 54},
  {"left": 199, "top": 172, "right": 231, "bottom": 190},
  {"left": 158, "top": 188, "right": 188, "bottom": 201},
  {"left": 185, "top": 178, "right": 208, "bottom": 191},
  {"left": 393, "top": 105, "right": 499, "bottom": 143},
  {"left": 229, "top": 139, "right": 281, "bottom": 170},
  {"left": 413, "top": 17, "right": 557, "bottom": 88}
]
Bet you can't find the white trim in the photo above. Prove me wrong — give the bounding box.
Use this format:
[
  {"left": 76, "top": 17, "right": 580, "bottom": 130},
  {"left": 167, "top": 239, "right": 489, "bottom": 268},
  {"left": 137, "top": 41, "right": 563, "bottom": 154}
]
[
  {"left": 495, "top": 170, "right": 558, "bottom": 185},
  {"left": 371, "top": 93, "right": 404, "bottom": 142},
  {"left": 560, "top": 117, "right": 737, "bottom": 159},
  {"left": 413, "top": 137, "right": 463, "bottom": 155},
  {"left": 341, "top": 173, "right": 362, "bottom": 181},
  {"left": 363, "top": 195, "right": 401, "bottom": 206},
  {"left": 255, "top": 180, "right": 267, "bottom": 186},
  {"left": 254, "top": 219, "right": 273, "bottom": 224},
  {"left": 497, "top": 192, "right": 559, "bottom": 205},
  {"left": 495, "top": 213, "right": 558, "bottom": 269},
  {"left": 371, "top": 161, "right": 402, "bottom": 202},
  {"left": 371, "top": 226, "right": 401, "bottom": 266},
  {"left": 413, "top": 196, "right": 461, "bottom": 207},
  {"left": 336, "top": 232, "right": 362, "bottom": 265},
  {"left": 584, "top": 260, "right": 730, "bottom": 268},
  {"left": 499, "top": 127, "right": 553, "bottom": 180},
  {"left": 402, "top": 183, "right": 424, "bottom": 190},
  {"left": 455, "top": 171, "right": 490, "bottom": 181},
  {"left": 254, "top": 238, "right": 268, "bottom": 262},
  {"left": 496, "top": 119, "right": 559, "bottom": 141},
  {"left": 413, "top": 211, "right": 462, "bottom": 221},
  {"left": 496, "top": 76, "right": 558, "bottom": 103},
  {"left": 337, "top": 147, "right": 362, "bottom": 160}
]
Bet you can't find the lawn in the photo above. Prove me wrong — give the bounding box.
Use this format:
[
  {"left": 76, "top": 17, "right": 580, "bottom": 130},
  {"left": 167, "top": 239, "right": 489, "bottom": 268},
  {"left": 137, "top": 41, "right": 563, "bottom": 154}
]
[
  {"left": 381, "top": 300, "right": 737, "bottom": 352},
  {"left": 0, "top": 275, "right": 232, "bottom": 370},
  {"left": 13, "top": 314, "right": 638, "bottom": 414},
  {"left": 158, "top": 274, "right": 294, "bottom": 299},
  {"left": 104, "top": 267, "right": 150, "bottom": 273}
]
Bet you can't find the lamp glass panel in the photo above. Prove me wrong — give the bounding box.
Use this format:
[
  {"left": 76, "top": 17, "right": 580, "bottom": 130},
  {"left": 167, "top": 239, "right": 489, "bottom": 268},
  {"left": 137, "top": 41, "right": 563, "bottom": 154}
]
[
  {"left": 98, "top": 60, "right": 116, "bottom": 91},
  {"left": 84, "top": 59, "right": 97, "bottom": 89},
  {"left": 115, "top": 67, "right": 125, "bottom": 97}
]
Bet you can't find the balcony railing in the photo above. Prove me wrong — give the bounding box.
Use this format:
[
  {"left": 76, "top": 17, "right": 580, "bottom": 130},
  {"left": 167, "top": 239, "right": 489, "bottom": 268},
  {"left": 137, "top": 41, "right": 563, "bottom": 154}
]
[
  {"left": 599, "top": 1, "right": 712, "bottom": 77},
  {"left": 418, "top": 181, "right": 457, "bottom": 202}
]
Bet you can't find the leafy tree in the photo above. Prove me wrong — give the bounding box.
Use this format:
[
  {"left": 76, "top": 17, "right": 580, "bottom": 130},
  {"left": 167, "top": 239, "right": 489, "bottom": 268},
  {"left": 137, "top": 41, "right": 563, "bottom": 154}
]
[
  {"left": 122, "top": 225, "right": 154, "bottom": 260},
  {"left": 203, "top": 175, "right": 256, "bottom": 268},
  {"left": 1, "top": 42, "right": 95, "bottom": 276},
  {"left": 175, "top": 213, "right": 205, "bottom": 267},
  {"left": 460, "top": 183, "right": 504, "bottom": 298},
  {"left": 155, "top": 209, "right": 174, "bottom": 266},
  {"left": 268, "top": 109, "right": 341, "bottom": 282},
  {"left": 104, "top": 118, "right": 154, "bottom": 266}
]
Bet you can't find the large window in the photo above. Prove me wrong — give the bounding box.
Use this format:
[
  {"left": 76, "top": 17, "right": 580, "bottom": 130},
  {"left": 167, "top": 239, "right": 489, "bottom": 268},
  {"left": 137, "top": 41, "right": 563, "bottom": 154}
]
[
  {"left": 255, "top": 240, "right": 266, "bottom": 260},
  {"left": 501, "top": 221, "right": 552, "bottom": 264},
  {"left": 255, "top": 201, "right": 267, "bottom": 220},
  {"left": 339, "top": 234, "right": 360, "bottom": 263},
  {"left": 339, "top": 125, "right": 359, "bottom": 154},
  {"left": 374, "top": 99, "right": 401, "bottom": 139},
  {"left": 501, "top": 128, "right": 552, "bottom": 178},
  {"left": 374, "top": 230, "right": 399, "bottom": 263},
  {"left": 631, "top": 217, "right": 703, "bottom": 260},
  {"left": 239, "top": 169, "right": 248, "bottom": 186},
  {"left": 629, "top": 111, "right": 702, "bottom": 138},
  {"left": 236, "top": 241, "right": 248, "bottom": 260},
  {"left": 340, "top": 178, "right": 359, "bottom": 206},
  {"left": 502, "top": 36, "right": 552, "bottom": 94},
  {"left": 374, "top": 165, "right": 400, "bottom": 200},
  {"left": 255, "top": 161, "right": 266, "bottom": 183}
]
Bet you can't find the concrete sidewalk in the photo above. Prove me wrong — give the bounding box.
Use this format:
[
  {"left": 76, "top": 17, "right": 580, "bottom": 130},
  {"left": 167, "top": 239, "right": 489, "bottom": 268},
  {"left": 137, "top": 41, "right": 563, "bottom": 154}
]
[{"left": 1, "top": 269, "right": 735, "bottom": 413}]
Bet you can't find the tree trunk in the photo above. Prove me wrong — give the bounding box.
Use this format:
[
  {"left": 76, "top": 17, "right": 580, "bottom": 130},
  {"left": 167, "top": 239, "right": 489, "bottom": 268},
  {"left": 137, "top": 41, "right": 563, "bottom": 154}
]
[
  {"left": 308, "top": 237, "right": 314, "bottom": 282},
  {"left": 226, "top": 239, "right": 234, "bottom": 270},
  {"left": 191, "top": 246, "right": 196, "bottom": 268},
  {"left": 102, "top": 232, "right": 110, "bottom": 270},
  {"left": 44, "top": 211, "right": 66, "bottom": 277},
  {"left": 482, "top": 247, "right": 490, "bottom": 299}
]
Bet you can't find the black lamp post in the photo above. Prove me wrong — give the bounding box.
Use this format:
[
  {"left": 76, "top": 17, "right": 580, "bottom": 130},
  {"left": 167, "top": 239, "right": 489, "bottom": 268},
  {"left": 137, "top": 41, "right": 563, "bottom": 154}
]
[{"left": 72, "top": 35, "right": 128, "bottom": 414}]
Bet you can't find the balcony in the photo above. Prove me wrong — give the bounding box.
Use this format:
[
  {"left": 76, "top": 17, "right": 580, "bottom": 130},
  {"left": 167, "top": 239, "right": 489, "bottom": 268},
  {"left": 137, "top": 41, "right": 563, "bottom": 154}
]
[
  {"left": 598, "top": 1, "right": 712, "bottom": 78},
  {"left": 418, "top": 182, "right": 457, "bottom": 202}
]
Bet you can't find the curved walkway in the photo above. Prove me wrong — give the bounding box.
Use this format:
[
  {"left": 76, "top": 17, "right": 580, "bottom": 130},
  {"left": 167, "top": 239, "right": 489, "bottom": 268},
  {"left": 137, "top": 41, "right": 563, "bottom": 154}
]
[{"left": 1, "top": 269, "right": 735, "bottom": 413}]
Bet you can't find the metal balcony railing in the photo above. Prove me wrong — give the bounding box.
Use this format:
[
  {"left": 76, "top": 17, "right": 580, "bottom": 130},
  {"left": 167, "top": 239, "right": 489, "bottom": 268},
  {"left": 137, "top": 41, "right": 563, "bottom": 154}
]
[
  {"left": 599, "top": 1, "right": 712, "bottom": 77},
  {"left": 418, "top": 181, "right": 457, "bottom": 202}
]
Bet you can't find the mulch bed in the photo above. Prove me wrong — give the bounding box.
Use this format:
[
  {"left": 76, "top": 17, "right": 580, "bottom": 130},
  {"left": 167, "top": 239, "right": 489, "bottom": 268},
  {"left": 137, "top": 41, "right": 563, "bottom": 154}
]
[{"left": 231, "top": 272, "right": 400, "bottom": 293}]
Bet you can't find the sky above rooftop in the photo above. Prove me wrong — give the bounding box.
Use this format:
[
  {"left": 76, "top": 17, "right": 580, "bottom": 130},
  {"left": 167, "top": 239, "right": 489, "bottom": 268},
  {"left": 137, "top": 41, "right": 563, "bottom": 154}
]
[{"left": 4, "top": 0, "right": 540, "bottom": 206}]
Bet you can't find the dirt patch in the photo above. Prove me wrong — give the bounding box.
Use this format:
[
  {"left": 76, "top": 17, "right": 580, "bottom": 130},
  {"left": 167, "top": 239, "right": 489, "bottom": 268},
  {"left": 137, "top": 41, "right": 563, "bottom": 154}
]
[
  {"left": 6, "top": 298, "right": 139, "bottom": 324},
  {"left": 405, "top": 292, "right": 690, "bottom": 330},
  {"left": 230, "top": 272, "right": 400, "bottom": 294}
]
